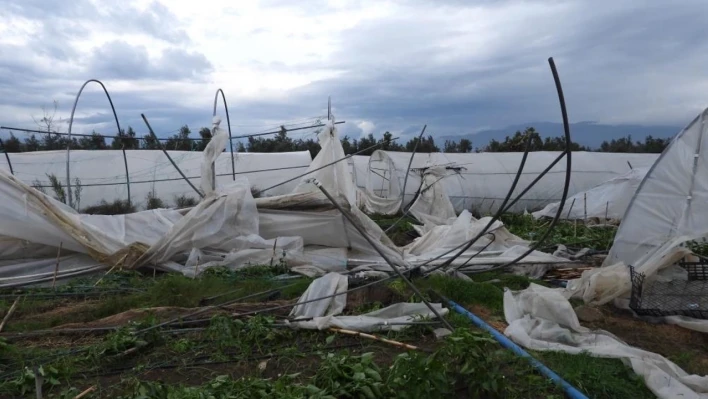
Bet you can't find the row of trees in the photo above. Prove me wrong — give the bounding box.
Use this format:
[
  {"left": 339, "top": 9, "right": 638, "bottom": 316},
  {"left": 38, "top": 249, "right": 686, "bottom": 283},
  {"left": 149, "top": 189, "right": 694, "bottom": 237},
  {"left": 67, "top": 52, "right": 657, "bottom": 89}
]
[{"left": 0, "top": 126, "right": 671, "bottom": 157}]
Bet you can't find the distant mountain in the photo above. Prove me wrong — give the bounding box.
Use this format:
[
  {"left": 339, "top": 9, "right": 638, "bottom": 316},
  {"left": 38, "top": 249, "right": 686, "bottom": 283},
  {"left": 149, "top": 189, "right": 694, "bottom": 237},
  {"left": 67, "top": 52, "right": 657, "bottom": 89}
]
[{"left": 440, "top": 121, "right": 682, "bottom": 150}]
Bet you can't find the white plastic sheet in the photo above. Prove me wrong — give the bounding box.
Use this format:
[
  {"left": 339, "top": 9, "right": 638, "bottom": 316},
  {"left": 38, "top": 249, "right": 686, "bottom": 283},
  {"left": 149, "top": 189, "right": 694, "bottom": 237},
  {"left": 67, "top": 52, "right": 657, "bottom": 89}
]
[
  {"left": 608, "top": 108, "right": 708, "bottom": 268},
  {"left": 533, "top": 167, "right": 649, "bottom": 220},
  {"left": 289, "top": 273, "right": 449, "bottom": 332},
  {"left": 366, "top": 150, "right": 659, "bottom": 214},
  {"left": 503, "top": 284, "right": 708, "bottom": 399},
  {"left": 0, "top": 147, "right": 311, "bottom": 210}
]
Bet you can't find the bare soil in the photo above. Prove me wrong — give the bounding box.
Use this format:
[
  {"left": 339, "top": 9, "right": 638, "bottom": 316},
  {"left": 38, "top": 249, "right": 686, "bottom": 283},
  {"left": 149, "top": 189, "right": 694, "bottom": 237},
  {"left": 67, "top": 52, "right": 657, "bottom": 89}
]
[{"left": 585, "top": 305, "right": 708, "bottom": 375}]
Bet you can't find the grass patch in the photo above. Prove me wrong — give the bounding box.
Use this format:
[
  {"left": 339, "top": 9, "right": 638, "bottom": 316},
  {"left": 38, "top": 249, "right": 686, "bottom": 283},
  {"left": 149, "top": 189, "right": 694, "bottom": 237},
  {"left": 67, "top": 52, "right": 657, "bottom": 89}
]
[
  {"left": 386, "top": 274, "right": 534, "bottom": 316},
  {"left": 369, "top": 213, "right": 418, "bottom": 246},
  {"left": 534, "top": 351, "right": 655, "bottom": 399},
  {"left": 1, "top": 270, "right": 311, "bottom": 332},
  {"left": 1, "top": 271, "right": 665, "bottom": 399}
]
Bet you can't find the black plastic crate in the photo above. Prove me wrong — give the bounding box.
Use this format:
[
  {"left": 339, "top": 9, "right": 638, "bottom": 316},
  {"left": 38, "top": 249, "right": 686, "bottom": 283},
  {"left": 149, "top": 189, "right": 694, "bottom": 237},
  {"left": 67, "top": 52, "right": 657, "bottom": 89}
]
[
  {"left": 679, "top": 260, "right": 708, "bottom": 281},
  {"left": 629, "top": 265, "right": 708, "bottom": 319}
]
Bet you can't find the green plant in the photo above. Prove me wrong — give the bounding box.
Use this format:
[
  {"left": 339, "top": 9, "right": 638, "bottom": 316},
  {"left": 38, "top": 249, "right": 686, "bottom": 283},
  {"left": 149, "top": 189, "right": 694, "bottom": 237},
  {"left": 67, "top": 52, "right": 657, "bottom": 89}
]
[
  {"left": 313, "top": 352, "right": 385, "bottom": 398},
  {"left": 12, "top": 365, "right": 62, "bottom": 396},
  {"left": 83, "top": 199, "right": 136, "bottom": 215},
  {"left": 169, "top": 338, "right": 194, "bottom": 354},
  {"left": 73, "top": 177, "right": 82, "bottom": 209},
  {"left": 47, "top": 173, "right": 66, "bottom": 203},
  {"left": 387, "top": 351, "right": 450, "bottom": 398},
  {"left": 442, "top": 329, "right": 507, "bottom": 397},
  {"left": 146, "top": 190, "right": 165, "bottom": 210},
  {"left": 174, "top": 194, "right": 198, "bottom": 208}
]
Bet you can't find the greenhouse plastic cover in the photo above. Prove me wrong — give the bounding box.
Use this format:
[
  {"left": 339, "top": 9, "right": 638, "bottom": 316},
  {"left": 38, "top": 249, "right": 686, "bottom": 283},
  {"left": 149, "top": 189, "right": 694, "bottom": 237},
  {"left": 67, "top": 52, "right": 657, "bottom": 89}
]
[
  {"left": 0, "top": 120, "right": 407, "bottom": 286},
  {"left": 364, "top": 150, "right": 659, "bottom": 215},
  {"left": 532, "top": 166, "right": 649, "bottom": 220},
  {"left": 0, "top": 143, "right": 311, "bottom": 210},
  {"left": 608, "top": 107, "right": 708, "bottom": 268}
]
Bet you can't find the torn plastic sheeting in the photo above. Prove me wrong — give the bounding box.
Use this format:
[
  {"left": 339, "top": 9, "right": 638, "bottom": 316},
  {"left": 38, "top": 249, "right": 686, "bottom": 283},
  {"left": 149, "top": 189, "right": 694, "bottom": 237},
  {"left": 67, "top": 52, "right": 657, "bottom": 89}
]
[
  {"left": 0, "top": 236, "right": 60, "bottom": 260},
  {"left": 290, "top": 272, "right": 348, "bottom": 319},
  {"left": 292, "top": 120, "right": 357, "bottom": 206},
  {"left": 258, "top": 207, "right": 403, "bottom": 266},
  {"left": 200, "top": 116, "right": 228, "bottom": 196},
  {"left": 503, "top": 284, "right": 708, "bottom": 399},
  {"left": 134, "top": 177, "right": 260, "bottom": 268},
  {"left": 369, "top": 150, "right": 659, "bottom": 215},
  {"left": 533, "top": 167, "right": 649, "bottom": 221},
  {"left": 78, "top": 209, "right": 184, "bottom": 254},
  {"left": 404, "top": 211, "right": 523, "bottom": 257},
  {"left": 290, "top": 302, "right": 449, "bottom": 332},
  {"left": 0, "top": 172, "right": 88, "bottom": 254},
  {"left": 607, "top": 109, "right": 708, "bottom": 268}
]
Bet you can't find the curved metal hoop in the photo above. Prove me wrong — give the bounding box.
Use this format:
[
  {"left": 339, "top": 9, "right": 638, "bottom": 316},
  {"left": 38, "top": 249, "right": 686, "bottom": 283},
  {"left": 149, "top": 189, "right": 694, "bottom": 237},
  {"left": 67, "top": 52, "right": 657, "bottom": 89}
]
[
  {"left": 213, "top": 88, "right": 235, "bottom": 180},
  {"left": 66, "top": 79, "right": 122, "bottom": 208}
]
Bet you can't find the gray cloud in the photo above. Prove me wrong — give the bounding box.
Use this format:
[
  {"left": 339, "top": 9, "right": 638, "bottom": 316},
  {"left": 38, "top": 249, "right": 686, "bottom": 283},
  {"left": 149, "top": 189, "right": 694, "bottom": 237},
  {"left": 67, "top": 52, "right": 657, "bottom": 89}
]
[
  {"left": 4, "top": 0, "right": 708, "bottom": 146},
  {"left": 6, "top": 0, "right": 190, "bottom": 45},
  {"left": 88, "top": 41, "right": 213, "bottom": 81}
]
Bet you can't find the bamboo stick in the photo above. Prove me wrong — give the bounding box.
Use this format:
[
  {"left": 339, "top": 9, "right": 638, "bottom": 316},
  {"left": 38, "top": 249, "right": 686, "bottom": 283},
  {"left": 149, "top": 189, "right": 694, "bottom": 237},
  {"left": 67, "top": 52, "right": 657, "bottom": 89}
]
[
  {"left": 74, "top": 386, "right": 96, "bottom": 399},
  {"left": 329, "top": 327, "right": 418, "bottom": 350},
  {"left": 0, "top": 297, "right": 20, "bottom": 333}
]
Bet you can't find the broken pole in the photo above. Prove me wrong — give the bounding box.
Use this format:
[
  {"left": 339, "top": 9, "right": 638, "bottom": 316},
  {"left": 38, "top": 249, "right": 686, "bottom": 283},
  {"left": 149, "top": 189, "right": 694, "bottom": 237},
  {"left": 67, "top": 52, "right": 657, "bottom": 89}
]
[
  {"left": 122, "top": 145, "right": 131, "bottom": 208},
  {"left": 0, "top": 138, "right": 13, "bottom": 175},
  {"left": 0, "top": 296, "right": 20, "bottom": 333},
  {"left": 141, "top": 114, "right": 204, "bottom": 198},
  {"left": 213, "top": 88, "right": 236, "bottom": 181},
  {"left": 399, "top": 124, "right": 427, "bottom": 213},
  {"left": 52, "top": 242, "right": 63, "bottom": 289},
  {"left": 566, "top": 198, "right": 576, "bottom": 219}
]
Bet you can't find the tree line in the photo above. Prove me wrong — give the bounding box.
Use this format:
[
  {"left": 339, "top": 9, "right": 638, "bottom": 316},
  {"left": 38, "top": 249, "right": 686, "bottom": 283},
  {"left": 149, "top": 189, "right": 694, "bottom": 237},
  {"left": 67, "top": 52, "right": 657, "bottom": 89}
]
[{"left": 0, "top": 126, "right": 671, "bottom": 157}]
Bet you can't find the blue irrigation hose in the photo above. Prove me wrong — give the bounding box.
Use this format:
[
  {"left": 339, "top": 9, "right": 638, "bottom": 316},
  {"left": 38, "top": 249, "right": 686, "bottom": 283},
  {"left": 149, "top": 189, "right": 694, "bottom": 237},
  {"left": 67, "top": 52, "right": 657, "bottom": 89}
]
[{"left": 442, "top": 296, "right": 589, "bottom": 399}]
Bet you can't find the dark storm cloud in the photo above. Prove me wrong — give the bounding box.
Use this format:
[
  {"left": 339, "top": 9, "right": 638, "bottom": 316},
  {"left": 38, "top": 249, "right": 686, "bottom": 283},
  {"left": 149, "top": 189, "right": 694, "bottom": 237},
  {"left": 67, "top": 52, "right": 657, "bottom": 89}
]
[
  {"left": 88, "top": 41, "right": 213, "bottom": 81},
  {"left": 4, "top": 0, "right": 708, "bottom": 144},
  {"left": 269, "top": 0, "right": 708, "bottom": 136},
  {"left": 6, "top": 0, "right": 189, "bottom": 44}
]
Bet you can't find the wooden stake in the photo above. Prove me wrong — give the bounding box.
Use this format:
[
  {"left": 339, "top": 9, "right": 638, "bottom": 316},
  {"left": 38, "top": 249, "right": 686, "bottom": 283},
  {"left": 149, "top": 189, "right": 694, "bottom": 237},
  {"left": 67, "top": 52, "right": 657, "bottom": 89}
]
[
  {"left": 0, "top": 296, "right": 20, "bottom": 333},
  {"left": 270, "top": 238, "right": 278, "bottom": 267},
  {"left": 74, "top": 386, "right": 96, "bottom": 399},
  {"left": 583, "top": 192, "right": 587, "bottom": 221},
  {"left": 574, "top": 219, "right": 577, "bottom": 238},
  {"left": 329, "top": 327, "right": 418, "bottom": 350},
  {"left": 194, "top": 256, "right": 200, "bottom": 279},
  {"left": 605, "top": 201, "right": 609, "bottom": 221},
  {"left": 566, "top": 198, "right": 576, "bottom": 219},
  {"left": 93, "top": 257, "right": 123, "bottom": 287},
  {"left": 52, "top": 242, "right": 63, "bottom": 289}
]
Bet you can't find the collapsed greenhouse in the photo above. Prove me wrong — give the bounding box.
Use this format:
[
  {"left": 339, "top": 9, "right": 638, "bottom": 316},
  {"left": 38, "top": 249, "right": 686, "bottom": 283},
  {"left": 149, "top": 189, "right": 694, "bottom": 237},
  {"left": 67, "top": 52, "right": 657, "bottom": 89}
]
[{"left": 1, "top": 110, "right": 707, "bottom": 398}]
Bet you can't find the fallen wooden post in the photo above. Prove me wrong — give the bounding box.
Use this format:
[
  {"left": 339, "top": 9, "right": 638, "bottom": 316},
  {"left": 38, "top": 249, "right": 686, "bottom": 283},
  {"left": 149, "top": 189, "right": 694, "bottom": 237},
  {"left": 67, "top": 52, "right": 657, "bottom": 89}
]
[{"left": 0, "top": 296, "right": 20, "bottom": 333}]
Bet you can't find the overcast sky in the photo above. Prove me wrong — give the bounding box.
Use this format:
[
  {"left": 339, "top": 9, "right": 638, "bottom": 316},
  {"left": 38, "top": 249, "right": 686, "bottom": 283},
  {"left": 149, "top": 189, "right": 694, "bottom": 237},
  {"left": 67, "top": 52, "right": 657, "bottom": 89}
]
[{"left": 1, "top": 0, "right": 706, "bottom": 142}]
